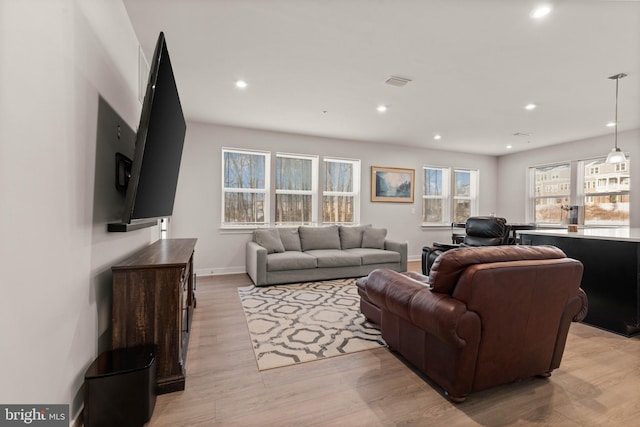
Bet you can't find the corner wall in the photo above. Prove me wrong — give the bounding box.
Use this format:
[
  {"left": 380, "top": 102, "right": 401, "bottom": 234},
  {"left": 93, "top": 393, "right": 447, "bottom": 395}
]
[
  {"left": 170, "top": 122, "right": 499, "bottom": 274},
  {"left": 0, "top": 0, "right": 156, "bottom": 421}
]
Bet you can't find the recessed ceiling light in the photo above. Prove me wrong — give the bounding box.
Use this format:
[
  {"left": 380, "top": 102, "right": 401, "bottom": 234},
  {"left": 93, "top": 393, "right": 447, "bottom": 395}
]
[
  {"left": 377, "top": 105, "right": 388, "bottom": 113},
  {"left": 606, "top": 122, "right": 616, "bottom": 127},
  {"left": 235, "top": 80, "right": 248, "bottom": 89},
  {"left": 531, "top": 5, "right": 551, "bottom": 19},
  {"left": 433, "top": 134, "right": 442, "bottom": 140},
  {"left": 506, "top": 145, "right": 513, "bottom": 149},
  {"left": 525, "top": 103, "right": 537, "bottom": 110}
]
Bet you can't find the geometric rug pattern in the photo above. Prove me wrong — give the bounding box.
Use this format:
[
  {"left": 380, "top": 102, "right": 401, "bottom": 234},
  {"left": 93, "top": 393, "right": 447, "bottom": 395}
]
[{"left": 237, "top": 278, "right": 386, "bottom": 371}]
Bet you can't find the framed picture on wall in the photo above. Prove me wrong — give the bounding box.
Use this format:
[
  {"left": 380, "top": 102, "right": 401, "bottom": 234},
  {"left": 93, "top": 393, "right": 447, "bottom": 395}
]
[{"left": 371, "top": 166, "right": 415, "bottom": 203}]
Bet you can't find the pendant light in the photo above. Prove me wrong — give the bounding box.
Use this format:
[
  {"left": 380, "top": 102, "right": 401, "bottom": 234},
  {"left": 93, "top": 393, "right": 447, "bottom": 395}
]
[{"left": 605, "top": 73, "right": 627, "bottom": 164}]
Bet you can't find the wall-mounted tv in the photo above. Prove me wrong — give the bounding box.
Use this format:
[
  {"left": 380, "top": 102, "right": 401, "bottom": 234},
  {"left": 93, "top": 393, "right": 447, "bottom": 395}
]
[{"left": 109, "top": 32, "right": 186, "bottom": 232}]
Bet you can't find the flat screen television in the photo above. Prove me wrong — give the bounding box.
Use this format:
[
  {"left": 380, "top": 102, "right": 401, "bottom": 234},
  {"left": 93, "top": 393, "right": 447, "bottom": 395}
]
[{"left": 109, "top": 32, "right": 186, "bottom": 232}]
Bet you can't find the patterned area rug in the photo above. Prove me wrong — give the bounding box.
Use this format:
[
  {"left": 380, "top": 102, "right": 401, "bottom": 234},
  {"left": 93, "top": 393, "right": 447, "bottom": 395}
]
[{"left": 238, "top": 278, "right": 386, "bottom": 371}]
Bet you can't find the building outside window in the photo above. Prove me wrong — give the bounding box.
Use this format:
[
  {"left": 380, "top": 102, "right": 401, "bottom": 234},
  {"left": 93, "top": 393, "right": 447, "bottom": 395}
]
[
  {"left": 529, "top": 157, "right": 630, "bottom": 226},
  {"left": 275, "top": 153, "right": 318, "bottom": 224},
  {"left": 222, "top": 148, "right": 270, "bottom": 226},
  {"left": 322, "top": 158, "right": 360, "bottom": 224},
  {"left": 531, "top": 163, "right": 571, "bottom": 224},
  {"left": 582, "top": 158, "right": 630, "bottom": 226}
]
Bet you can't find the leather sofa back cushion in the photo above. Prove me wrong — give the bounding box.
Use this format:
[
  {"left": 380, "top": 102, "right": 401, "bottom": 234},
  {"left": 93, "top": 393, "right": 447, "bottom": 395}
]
[
  {"left": 429, "top": 245, "right": 566, "bottom": 295},
  {"left": 299, "top": 225, "right": 341, "bottom": 251},
  {"left": 465, "top": 216, "right": 507, "bottom": 238}
]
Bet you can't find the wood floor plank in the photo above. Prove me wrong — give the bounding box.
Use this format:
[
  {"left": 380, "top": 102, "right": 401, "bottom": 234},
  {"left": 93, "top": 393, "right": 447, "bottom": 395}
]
[{"left": 148, "top": 261, "right": 640, "bottom": 426}]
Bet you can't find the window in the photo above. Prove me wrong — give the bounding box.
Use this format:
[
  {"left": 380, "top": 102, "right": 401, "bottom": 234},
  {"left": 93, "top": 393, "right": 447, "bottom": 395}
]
[
  {"left": 422, "top": 167, "right": 449, "bottom": 224},
  {"left": 222, "top": 148, "right": 270, "bottom": 226},
  {"left": 422, "top": 166, "right": 478, "bottom": 225},
  {"left": 582, "top": 158, "right": 630, "bottom": 226},
  {"left": 322, "top": 158, "right": 360, "bottom": 224},
  {"left": 531, "top": 163, "right": 570, "bottom": 224},
  {"left": 275, "top": 153, "right": 318, "bottom": 224},
  {"left": 529, "top": 157, "right": 630, "bottom": 226},
  {"left": 453, "top": 169, "right": 478, "bottom": 222}
]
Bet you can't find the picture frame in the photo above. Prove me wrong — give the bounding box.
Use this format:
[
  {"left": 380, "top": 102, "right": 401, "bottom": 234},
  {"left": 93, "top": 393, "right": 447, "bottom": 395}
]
[{"left": 371, "top": 166, "right": 415, "bottom": 203}]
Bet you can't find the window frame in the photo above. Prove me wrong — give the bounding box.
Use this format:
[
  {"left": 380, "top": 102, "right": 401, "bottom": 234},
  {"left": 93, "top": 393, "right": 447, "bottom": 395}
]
[
  {"left": 221, "top": 148, "right": 271, "bottom": 228},
  {"left": 452, "top": 168, "right": 479, "bottom": 223},
  {"left": 275, "top": 152, "right": 319, "bottom": 225},
  {"left": 527, "top": 156, "right": 630, "bottom": 226},
  {"left": 421, "top": 166, "right": 450, "bottom": 226},
  {"left": 421, "top": 166, "right": 479, "bottom": 226},
  {"left": 322, "top": 157, "right": 361, "bottom": 225},
  {"left": 528, "top": 162, "right": 572, "bottom": 226}
]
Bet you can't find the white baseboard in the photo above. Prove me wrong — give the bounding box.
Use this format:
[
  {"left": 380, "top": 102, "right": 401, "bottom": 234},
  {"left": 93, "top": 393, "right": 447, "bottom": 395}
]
[{"left": 195, "top": 266, "right": 246, "bottom": 277}]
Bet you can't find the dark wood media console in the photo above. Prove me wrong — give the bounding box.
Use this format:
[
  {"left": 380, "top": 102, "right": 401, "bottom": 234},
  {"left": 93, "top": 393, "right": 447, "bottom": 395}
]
[{"left": 111, "top": 238, "right": 197, "bottom": 394}]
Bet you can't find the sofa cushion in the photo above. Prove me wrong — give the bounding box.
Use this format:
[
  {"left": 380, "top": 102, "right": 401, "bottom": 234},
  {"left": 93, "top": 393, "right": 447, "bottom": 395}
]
[
  {"left": 299, "top": 225, "right": 341, "bottom": 251},
  {"left": 362, "top": 227, "right": 387, "bottom": 249},
  {"left": 278, "top": 227, "right": 302, "bottom": 252},
  {"left": 344, "top": 248, "right": 400, "bottom": 265},
  {"left": 429, "top": 245, "right": 567, "bottom": 295},
  {"left": 266, "top": 251, "right": 318, "bottom": 272},
  {"left": 255, "top": 229, "right": 285, "bottom": 254},
  {"left": 339, "top": 224, "right": 371, "bottom": 249},
  {"left": 304, "top": 250, "right": 362, "bottom": 268}
]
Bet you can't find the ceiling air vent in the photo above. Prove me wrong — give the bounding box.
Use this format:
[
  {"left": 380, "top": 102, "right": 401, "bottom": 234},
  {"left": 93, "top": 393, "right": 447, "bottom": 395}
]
[{"left": 385, "top": 76, "right": 412, "bottom": 87}]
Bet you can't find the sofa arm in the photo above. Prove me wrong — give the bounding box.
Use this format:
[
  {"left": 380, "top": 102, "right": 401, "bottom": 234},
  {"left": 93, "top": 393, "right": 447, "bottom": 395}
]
[
  {"left": 365, "top": 269, "right": 475, "bottom": 348},
  {"left": 246, "top": 241, "right": 267, "bottom": 286},
  {"left": 385, "top": 239, "right": 408, "bottom": 271}
]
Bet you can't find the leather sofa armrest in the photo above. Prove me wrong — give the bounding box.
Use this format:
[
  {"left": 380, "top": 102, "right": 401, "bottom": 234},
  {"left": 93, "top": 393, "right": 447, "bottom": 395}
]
[
  {"left": 365, "top": 269, "right": 474, "bottom": 348},
  {"left": 384, "top": 239, "right": 408, "bottom": 271},
  {"left": 409, "top": 290, "right": 471, "bottom": 348},
  {"left": 573, "top": 288, "right": 588, "bottom": 322},
  {"left": 246, "top": 241, "right": 267, "bottom": 286}
]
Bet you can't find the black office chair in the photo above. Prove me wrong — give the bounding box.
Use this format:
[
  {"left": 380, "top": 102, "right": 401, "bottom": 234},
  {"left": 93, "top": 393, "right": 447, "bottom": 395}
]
[{"left": 421, "top": 216, "right": 511, "bottom": 275}]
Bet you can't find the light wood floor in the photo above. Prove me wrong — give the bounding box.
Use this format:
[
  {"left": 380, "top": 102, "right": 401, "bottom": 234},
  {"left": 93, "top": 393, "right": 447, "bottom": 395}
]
[{"left": 149, "top": 261, "right": 640, "bottom": 426}]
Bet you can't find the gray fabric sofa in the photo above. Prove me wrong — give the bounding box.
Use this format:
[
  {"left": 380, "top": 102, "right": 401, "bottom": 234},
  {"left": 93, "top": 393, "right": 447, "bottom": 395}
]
[{"left": 246, "top": 225, "right": 407, "bottom": 286}]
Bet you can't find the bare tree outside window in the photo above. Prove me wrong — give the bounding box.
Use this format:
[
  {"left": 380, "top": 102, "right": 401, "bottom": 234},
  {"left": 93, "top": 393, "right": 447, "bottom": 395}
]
[
  {"left": 422, "top": 167, "right": 477, "bottom": 225},
  {"left": 422, "top": 167, "right": 447, "bottom": 224},
  {"left": 453, "top": 169, "right": 477, "bottom": 222},
  {"left": 276, "top": 154, "right": 317, "bottom": 224},
  {"left": 222, "top": 149, "right": 269, "bottom": 225},
  {"left": 323, "top": 158, "right": 359, "bottom": 224}
]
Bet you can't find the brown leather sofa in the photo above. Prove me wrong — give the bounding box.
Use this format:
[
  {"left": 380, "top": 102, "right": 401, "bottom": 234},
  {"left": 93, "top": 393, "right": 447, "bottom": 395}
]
[{"left": 358, "top": 245, "right": 588, "bottom": 402}]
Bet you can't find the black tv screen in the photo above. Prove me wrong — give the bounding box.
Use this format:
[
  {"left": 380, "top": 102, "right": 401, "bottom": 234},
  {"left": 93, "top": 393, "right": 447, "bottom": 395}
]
[{"left": 121, "top": 32, "right": 186, "bottom": 226}]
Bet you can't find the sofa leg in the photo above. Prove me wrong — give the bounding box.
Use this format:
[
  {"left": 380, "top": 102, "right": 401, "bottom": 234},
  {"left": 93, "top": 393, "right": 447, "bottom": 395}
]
[
  {"left": 444, "top": 391, "right": 467, "bottom": 403},
  {"left": 536, "top": 371, "right": 552, "bottom": 378}
]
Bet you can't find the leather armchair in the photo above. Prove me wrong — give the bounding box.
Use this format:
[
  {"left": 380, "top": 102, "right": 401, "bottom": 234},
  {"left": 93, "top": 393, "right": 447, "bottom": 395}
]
[
  {"left": 360, "top": 245, "right": 588, "bottom": 402},
  {"left": 422, "top": 216, "right": 511, "bottom": 274}
]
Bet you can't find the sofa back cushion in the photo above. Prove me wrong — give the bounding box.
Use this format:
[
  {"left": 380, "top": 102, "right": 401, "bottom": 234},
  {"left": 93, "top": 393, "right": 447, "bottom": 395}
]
[
  {"left": 362, "top": 227, "right": 387, "bottom": 249},
  {"left": 279, "top": 227, "right": 302, "bottom": 251},
  {"left": 339, "top": 224, "right": 371, "bottom": 249},
  {"left": 298, "top": 225, "right": 341, "bottom": 251},
  {"left": 429, "top": 245, "right": 566, "bottom": 294},
  {"left": 254, "top": 229, "right": 285, "bottom": 254}
]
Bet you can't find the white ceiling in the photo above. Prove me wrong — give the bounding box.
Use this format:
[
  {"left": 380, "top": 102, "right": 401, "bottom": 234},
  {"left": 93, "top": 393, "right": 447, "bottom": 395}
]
[{"left": 123, "top": 0, "right": 640, "bottom": 156}]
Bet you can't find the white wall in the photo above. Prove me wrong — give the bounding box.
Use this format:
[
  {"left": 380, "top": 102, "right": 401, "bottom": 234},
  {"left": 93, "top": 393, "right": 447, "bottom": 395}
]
[
  {"left": 0, "top": 0, "right": 156, "bottom": 422},
  {"left": 497, "top": 129, "right": 640, "bottom": 226},
  {"left": 171, "top": 122, "right": 499, "bottom": 274}
]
